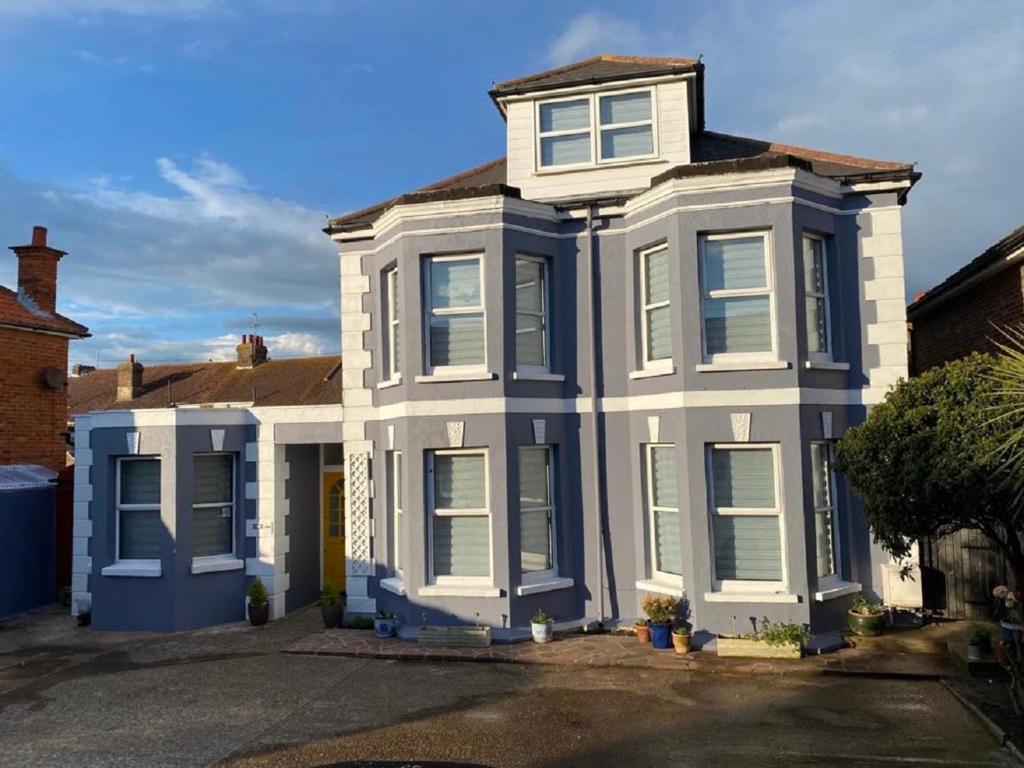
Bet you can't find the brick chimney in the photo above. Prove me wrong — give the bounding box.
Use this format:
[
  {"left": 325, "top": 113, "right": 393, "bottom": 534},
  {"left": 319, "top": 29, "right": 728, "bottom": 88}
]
[
  {"left": 116, "top": 354, "right": 144, "bottom": 402},
  {"left": 9, "top": 226, "right": 67, "bottom": 314},
  {"left": 236, "top": 335, "right": 268, "bottom": 369}
]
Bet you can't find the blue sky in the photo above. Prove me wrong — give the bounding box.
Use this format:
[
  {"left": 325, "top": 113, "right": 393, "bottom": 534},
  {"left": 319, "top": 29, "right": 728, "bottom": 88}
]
[{"left": 0, "top": 1, "right": 1020, "bottom": 368}]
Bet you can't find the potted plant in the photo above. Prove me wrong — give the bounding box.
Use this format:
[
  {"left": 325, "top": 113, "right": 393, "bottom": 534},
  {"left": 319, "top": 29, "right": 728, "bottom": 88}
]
[
  {"left": 531, "top": 608, "right": 554, "bottom": 643},
  {"left": 848, "top": 596, "right": 885, "bottom": 637},
  {"left": 641, "top": 593, "right": 678, "bottom": 650},
  {"left": 717, "top": 618, "right": 808, "bottom": 659},
  {"left": 967, "top": 627, "right": 994, "bottom": 660},
  {"left": 247, "top": 577, "right": 269, "bottom": 626},
  {"left": 374, "top": 609, "right": 397, "bottom": 638},
  {"left": 671, "top": 624, "right": 691, "bottom": 655},
  {"left": 634, "top": 618, "right": 651, "bottom": 643},
  {"left": 320, "top": 582, "right": 343, "bottom": 629}
]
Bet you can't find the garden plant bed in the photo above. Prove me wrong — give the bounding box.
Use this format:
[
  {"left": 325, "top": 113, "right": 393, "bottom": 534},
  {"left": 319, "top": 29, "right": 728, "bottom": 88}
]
[{"left": 716, "top": 636, "right": 802, "bottom": 659}]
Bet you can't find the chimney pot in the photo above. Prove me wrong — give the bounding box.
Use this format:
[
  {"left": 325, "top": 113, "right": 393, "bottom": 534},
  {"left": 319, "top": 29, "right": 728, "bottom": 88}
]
[{"left": 32, "top": 226, "right": 47, "bottom": 247}]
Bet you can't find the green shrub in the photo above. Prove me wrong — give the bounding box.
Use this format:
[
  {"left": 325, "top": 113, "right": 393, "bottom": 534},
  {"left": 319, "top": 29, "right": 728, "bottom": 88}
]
[
  {"left": 247, "top": 577, "right": 268, "bottom": 606},
  {"left": 531, "top": 608, "right": 552, "bottom": 624},
  {"left": 851, "top": 596, "right": 883, "bottom": 616},
  {"left": 754, "top": 618, "right": 809, "bottom": 647},
  {"left": 345, "top": 616, "right": 374, "bottom": 630},
  {"left": 320, "top": 582, "right": 342, "bottom": 605},
  {"left": 641, "top": 593, "right": 678, "bottom": 624}
]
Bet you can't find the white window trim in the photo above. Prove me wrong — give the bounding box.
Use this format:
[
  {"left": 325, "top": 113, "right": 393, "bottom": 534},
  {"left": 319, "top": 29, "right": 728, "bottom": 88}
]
[
  {"left": 391, "top": 450, "right": 403, "bottom": 578},
  {"left": 811, "top": 441, "right": 840, "bottom": 586},
  {"left": 514, "top": 254, "right": 551, "bottom": 376},
  {"left": 645, "top": 443, "right": 683, "bottom": 584},
  {"left": 534, "top": 87, "right": 659, "bottom": 172},
  {"left": 191, "top": 452, "right": 236, "bottom": 562},
  {"left": 114, "top": 456, "right": 161, "bottom": 566},
  {"left": 698, "top": 230, "right": 779, "bottom": 364},
  {"left": 384, "top": 265, "right": 401, "bottom": 381},
  {"left": 427, "top": 448, "right": 493, "bottom": 587},
  {"left": 638, "top": 243, "right": 672, "bottom": 370},
  {"left": 707, "top": 443, "right": 788, "bottom": 593},
  {"left": 424, "top": 253, "right": 488, "bottom": 376},
  {"left": 519, "top": 445, "right": 558, "bottom": 586},
  {"left": 803, "top": 233, "right": 833, "bottom": 363}
]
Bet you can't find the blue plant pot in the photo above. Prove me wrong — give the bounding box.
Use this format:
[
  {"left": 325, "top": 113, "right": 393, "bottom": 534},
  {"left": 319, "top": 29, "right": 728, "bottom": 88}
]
[
  {"left": 650, "top": 622, "right": 672, "bottom": 649},
  {"left": 374, "top": 617, "right": 396, "bottom": 638}
]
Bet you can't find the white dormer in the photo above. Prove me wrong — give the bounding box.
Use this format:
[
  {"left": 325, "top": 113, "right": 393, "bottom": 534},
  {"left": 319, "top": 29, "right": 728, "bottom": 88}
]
[{"left": 490, "top": 55, "right": 703, "bottom": 203}]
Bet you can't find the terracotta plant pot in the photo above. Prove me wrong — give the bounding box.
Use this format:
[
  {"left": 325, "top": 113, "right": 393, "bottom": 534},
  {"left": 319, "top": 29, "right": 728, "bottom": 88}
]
[
  {"left": 635, "top": 623, "right": 651, "bottom": 643},
  {"left": 672, "top": 631, "right": 691, "bottom": 655},
  {"left": 848, "top": 609, "right": 884, "bottom": 637},
  {"left": 248, "top": 601, "right": 269, "bottom": 627},
  {"left": 321, "top": 603, "right": 343, "bottom": 629}
]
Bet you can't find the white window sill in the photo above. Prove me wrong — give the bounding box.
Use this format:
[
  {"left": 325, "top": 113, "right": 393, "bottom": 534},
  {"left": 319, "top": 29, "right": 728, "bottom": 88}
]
[
  {"left": 814, "top": 580, "right": 862, "bottom": 602},
  {"left": 804, "top": 360, "right": 850, "bottom": 371},
  {"left": 512, "top": 371, "right": 565, "bottom": 382},
  {"left": 101, "top": 560, "right": 161, "bottom": 578},
  {"left": 191, "top": 556, "right": 244, "bottom": 575},
  {"left": 696, "top": 360, "right": 790, "bottom": 373},
  {"left": 377, "top": 377, "right": 402, "bottom": 389},
  {"left": 516, "top": 576, "right": 574, "bottom": 596},
  {"left": 629, "top": 365, "right": 675, "bottom": 380},
  {"left": 414, "top": 372, "right": 497, "bottom": 384},
  {"left": 535, "top": 156, "right": 663, "bottom": 176},
  {"left": 636, "top": 578, "right": 684, "bottom": 597},
  {"left": 704, "top": 590, "right": 800, "bottom": 604},
  {"left": 380, "top": 576, "right": 406, "bottom": 596},
  {"left": 418, "top": 584, "right": 502, "bottom": 598}
]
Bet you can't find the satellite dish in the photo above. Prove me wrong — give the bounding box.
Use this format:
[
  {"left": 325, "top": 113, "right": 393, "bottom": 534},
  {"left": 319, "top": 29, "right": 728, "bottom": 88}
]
[{"left": 43, "top": 367, "right": 67, "bottom": 389}]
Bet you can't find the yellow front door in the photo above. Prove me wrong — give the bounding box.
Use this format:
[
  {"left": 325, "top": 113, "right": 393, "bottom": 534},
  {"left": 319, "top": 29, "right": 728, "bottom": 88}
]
[{"left": 322, "top": 472, "right": 345, "bottom": 590}]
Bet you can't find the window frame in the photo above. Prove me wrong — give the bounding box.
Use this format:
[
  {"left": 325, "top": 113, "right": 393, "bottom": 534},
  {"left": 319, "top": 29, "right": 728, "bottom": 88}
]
[
  {"left": 644, "top": 443, "right": 682, "bottom": 583},
  {"left": 706, "top": 443, "right": 787, "bottom": 593},
  {"left": 518, "top": 445, "right": 558, "bottom": 585},
  {"left": 534, "top": 87, "right": 659, "bottom": 172},
  {"left": 810, "top": 441, "right": 841, "bottom": 586},
  {"left": 383, "top": 264, "right": 400, "bottom": 380},
  {"left": 390, "top": 450, "right": 403, "bottom": 577},
  {"left": 639, "top": 243, "right": 672, "bottom": 368},
  {"left": 423, "top": 253, "right": 488, "bottom": 375},
  {"left": 115, "top": 456, "right": 161, "bottom": 565},
  {"left": 514, "top": 254, "right": 551, "bottom": 376},
  {"left": 803, "top": 233, "right": 833, "bottom": 362},
  {"left": 191, "top": 452, "right": 237, "bottom": 564},
  {"left": 426, "top": 448, "right": 492, "bottom": 586},
  {"left": 698, "top": 230, "right": 778, "bottom": 364}
]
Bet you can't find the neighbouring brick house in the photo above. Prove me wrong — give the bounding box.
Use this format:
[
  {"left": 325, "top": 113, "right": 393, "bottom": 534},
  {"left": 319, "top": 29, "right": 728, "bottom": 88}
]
[
  {"left": 0, "top": 226, "right": 89, "bottom": 471},
  {"left": 908, "top": 225, "right": 1024, "bottom": 373}
]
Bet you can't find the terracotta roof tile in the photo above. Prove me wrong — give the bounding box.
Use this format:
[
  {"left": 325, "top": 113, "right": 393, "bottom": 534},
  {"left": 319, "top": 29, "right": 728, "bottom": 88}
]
[{"left": 0, "top": 285, "right": 89, "bottom": 337}]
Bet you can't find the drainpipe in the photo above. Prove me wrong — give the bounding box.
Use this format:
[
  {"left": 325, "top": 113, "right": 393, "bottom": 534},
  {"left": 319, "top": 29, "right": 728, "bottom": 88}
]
[{"left": 586, "top": 205, "right": 606, "bottom": 625}]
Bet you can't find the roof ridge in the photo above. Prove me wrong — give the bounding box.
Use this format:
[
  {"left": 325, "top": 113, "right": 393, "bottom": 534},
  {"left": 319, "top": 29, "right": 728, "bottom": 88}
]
[
  {"left": 703, "top": 130, "right": 912, "bottom": 171},
  {"left": 418, "top": 157, "right": 507, "bottom": 192},
  {"left": 493, "top": 53, "right": 698, "bottom": 91}
]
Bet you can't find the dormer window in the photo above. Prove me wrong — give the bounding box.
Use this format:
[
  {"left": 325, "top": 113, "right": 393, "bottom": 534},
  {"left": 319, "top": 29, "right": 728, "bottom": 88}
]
[{"left": 536, "top": 88, "right": 657, "bottom": 170}]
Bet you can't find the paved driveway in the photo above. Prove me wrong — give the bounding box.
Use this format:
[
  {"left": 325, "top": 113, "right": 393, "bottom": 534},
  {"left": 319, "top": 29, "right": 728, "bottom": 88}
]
[{"left": 0, "top": 607, "right": 1016, "bottom": 768}]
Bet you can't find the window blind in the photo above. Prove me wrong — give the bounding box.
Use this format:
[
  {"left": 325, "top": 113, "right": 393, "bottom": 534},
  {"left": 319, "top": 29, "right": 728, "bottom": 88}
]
[
  {"left": 654, "top": 508, "right": 682, "bottom": 576},
  {"left": 430, "top": 315, "right": 485, "bottom": 367},
  {"left": 704, "top": 296, "right": 772, "bottom": 354},
  {"left": 540, "top": 99, "right": 590, "bottom": 132},
  {"left": 515, "top": 259, "right": 546, "bottom": 368},
  {"left": 811, "top": 443, "right": 836, "bottom": 578},
  {"left": 650, "top": 446, "right": 678, "bottom": 508},
  {"left": 121, "top": 459, "right": 160, "bottom": 505},
  {"left": 803, "top": 237, "right": 828, "bottom": 354},
  {"left": 711, "top": 449, "right": 775, "bottom": 508},
  {"left": 599, "top": 92, "right": 651, "bottom": 124},
  {"left": 644, "top": 247, "right": 671, "bottom": 361},
  {"left": 434, "top": 454, "right": 486, "bottom": 509},
  {"left": 601, "top": 126, "right": 653, "bottom": 159},
  {"left": 650, "top": 445, "right": 681, "bottom": 576},
  {"left": 541, "top": 134, "right": 591, "bottom": 166},
  {"left": 704, "top": 237, "right": 767, "bottom": 291},
  {"left": 519, "top": 448, "right": 553, "bottom": 573},
  {"left": 193, "top": 454, "right": 233, "bottom": 558},
  {"left": 120, "top": 509, "right": 161, "bottom": 560},
  {"left": 430, "top": 259, "right": 481, "bottom": 308},
  {"left": 433, "top": 516, "right": 490, "bottom": 577},
  {"left": 712, "top": 515, "right": 782, "bottom": 581}
]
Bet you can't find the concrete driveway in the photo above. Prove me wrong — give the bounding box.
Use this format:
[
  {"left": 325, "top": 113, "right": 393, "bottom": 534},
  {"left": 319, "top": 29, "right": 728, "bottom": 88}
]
[{"left": 0, "top": 607, "right": 1016, "bottom": 768}]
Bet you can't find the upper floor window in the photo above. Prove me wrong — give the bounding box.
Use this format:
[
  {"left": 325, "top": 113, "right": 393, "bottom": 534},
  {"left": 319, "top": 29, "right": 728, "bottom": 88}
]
[
  {"left": 640, "top": 244, "right": 671, "bottom": 366},
  {"left": 645, "top": 444, "right": 682, "bottom": 580},
  {"left": 383, "top": 265, "right": 400, "bottom": 379},
  {"left": 699, "top": 232, "right": 775, "bottom": 361},
  {"left": 537, "top": 89, "right": 656, "bottom": 169},
  {"left": 803, "top": 234, "right": 832, "bottom": 361},
  {"left": 515, "top": 256, "right": 549, "bottom": 373},
  {"left": 116, "top": 457, "right": 161, "bottom": 562},
  {"left": 425, "top": 254, "right": 485, "bottom": 373},
  {"left": 193, "top": 453, "right": 235, "bottom": 560}
]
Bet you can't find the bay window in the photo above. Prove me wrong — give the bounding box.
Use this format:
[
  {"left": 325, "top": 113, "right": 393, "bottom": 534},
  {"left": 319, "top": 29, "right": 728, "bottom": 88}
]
[
  {"left": 708, "top": 445, "right": 784, "bottom": 587},
  {"left": 116, "top": 457, "right": 161, "bottom": 561},
  {"left": 389, "top": 451, "right": 403, "bottom": 576},
  {"left": 192, "top": 453, "right": 235, "bottom": 560},
  {"left": 699, "top": 232, "right": 775, "bottom": 361},
  {"left": 383, "top": 265, "right": 400, "bottom": 379},
  {"left": 811, "top": 442, "right": 838, "bottom": 580},
  {"left": 428, "top": 450, "right": 490, "bottom": 581},
  {"left": 425, "top": 254, "right": 485, "bottom": 373},
  {"left": 803, "top": 234, "right": 832, "bottom": 360},
  {"left": 515, "top": 256, "right": 549, "bottom": 372},
  {"left": 518, "top": 446, "right": 556, "bottom": 581},
  {"left": 645, "top": 444, "right": 682, "bottom": 580},
  {"left": 640, "top": 244, "right": 671, "bottom": 366}
]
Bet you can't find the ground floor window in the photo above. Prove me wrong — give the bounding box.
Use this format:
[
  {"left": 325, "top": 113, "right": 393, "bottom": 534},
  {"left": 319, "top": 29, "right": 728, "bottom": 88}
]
[
  {"left": 389, "top": 451, "right": 403, "bottom": 576},
  {"left": 193, "top": 453, "right": 235, "bottom": 558},
  {"left": 811, "top": 441, "right": 838, "bottom": 579},
  {"left": 428, "top": 449, "right": 490, "bottom": 581},
  {"left": 519, "top": 446, "right": 556, "bottom": 581},
  {"left": 116, "top": 457, "right": 161, "bottom": 561},
  {"left": 645, "top": 444, "right": 682, "bottom": 579},
  {"left": 708, "top": 445, "right": 784, "bottom": 585}
]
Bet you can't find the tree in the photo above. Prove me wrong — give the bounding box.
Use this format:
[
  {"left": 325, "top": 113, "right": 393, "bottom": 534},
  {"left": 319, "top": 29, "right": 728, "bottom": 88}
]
[{"left": 835, "top": 353, "right": 1024, "bottom": 588}]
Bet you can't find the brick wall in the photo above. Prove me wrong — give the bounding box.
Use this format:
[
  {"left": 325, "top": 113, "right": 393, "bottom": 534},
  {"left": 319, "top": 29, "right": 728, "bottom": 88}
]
[
  {"left": 910, "top": 263, "right": 1024, "bottom": 374},
  {"left": 0, "top": 326, "right": 70, "bottom": 470}
]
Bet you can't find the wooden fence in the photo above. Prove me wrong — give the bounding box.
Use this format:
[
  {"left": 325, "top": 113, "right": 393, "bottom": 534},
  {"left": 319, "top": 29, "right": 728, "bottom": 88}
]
[{"left": 920, "top": 529, "right": 1008, "bottom": 619}]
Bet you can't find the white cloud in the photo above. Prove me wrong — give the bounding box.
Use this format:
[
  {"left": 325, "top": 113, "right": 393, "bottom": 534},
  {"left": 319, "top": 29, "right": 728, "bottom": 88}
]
[{"left": 546, "top": 11, "right": 651, "bottom": 65}]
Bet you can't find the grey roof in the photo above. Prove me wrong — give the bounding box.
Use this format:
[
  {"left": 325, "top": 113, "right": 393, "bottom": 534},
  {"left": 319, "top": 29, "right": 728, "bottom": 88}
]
[{"left": 489, "top": 54, "right": 701, "bottom": 97}]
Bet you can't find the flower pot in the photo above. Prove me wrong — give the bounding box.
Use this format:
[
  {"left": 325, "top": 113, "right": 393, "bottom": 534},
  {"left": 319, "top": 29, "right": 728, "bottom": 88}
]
[
  {"left": 650, "top": 622, "right": 672, "bottom": 649},
  {"left": 848, "top": 609, "right": 885, "bottom": 637},
  {"left": 635, "top": 624, "right": 651, "bottom": 643},
  {"left": 248, "top": 601, "right": 269, "bottom": 626},
  {"left": 672, "top": 631, "right": 691, "bottom": 655},
  {"left": 531, "top": 620, "right": 554, "bottom": 643},
  {"left": 321, "top": 602, "right": 343, "bottom": 629},
  {"left": 716, "top": 636, "right": 802, "bottom": 659},
  {"left": 374, "top": 616, "right": 397, "bottom": 638}
]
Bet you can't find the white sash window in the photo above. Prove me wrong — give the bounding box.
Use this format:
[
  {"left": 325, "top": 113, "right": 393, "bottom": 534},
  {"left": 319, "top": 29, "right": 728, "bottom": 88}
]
[
  {"left": 425, "top": 254, "right": 486, "bottom": 373},
  {"left": 428, "top": 450, "right": 490, "bottom": 582}
]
